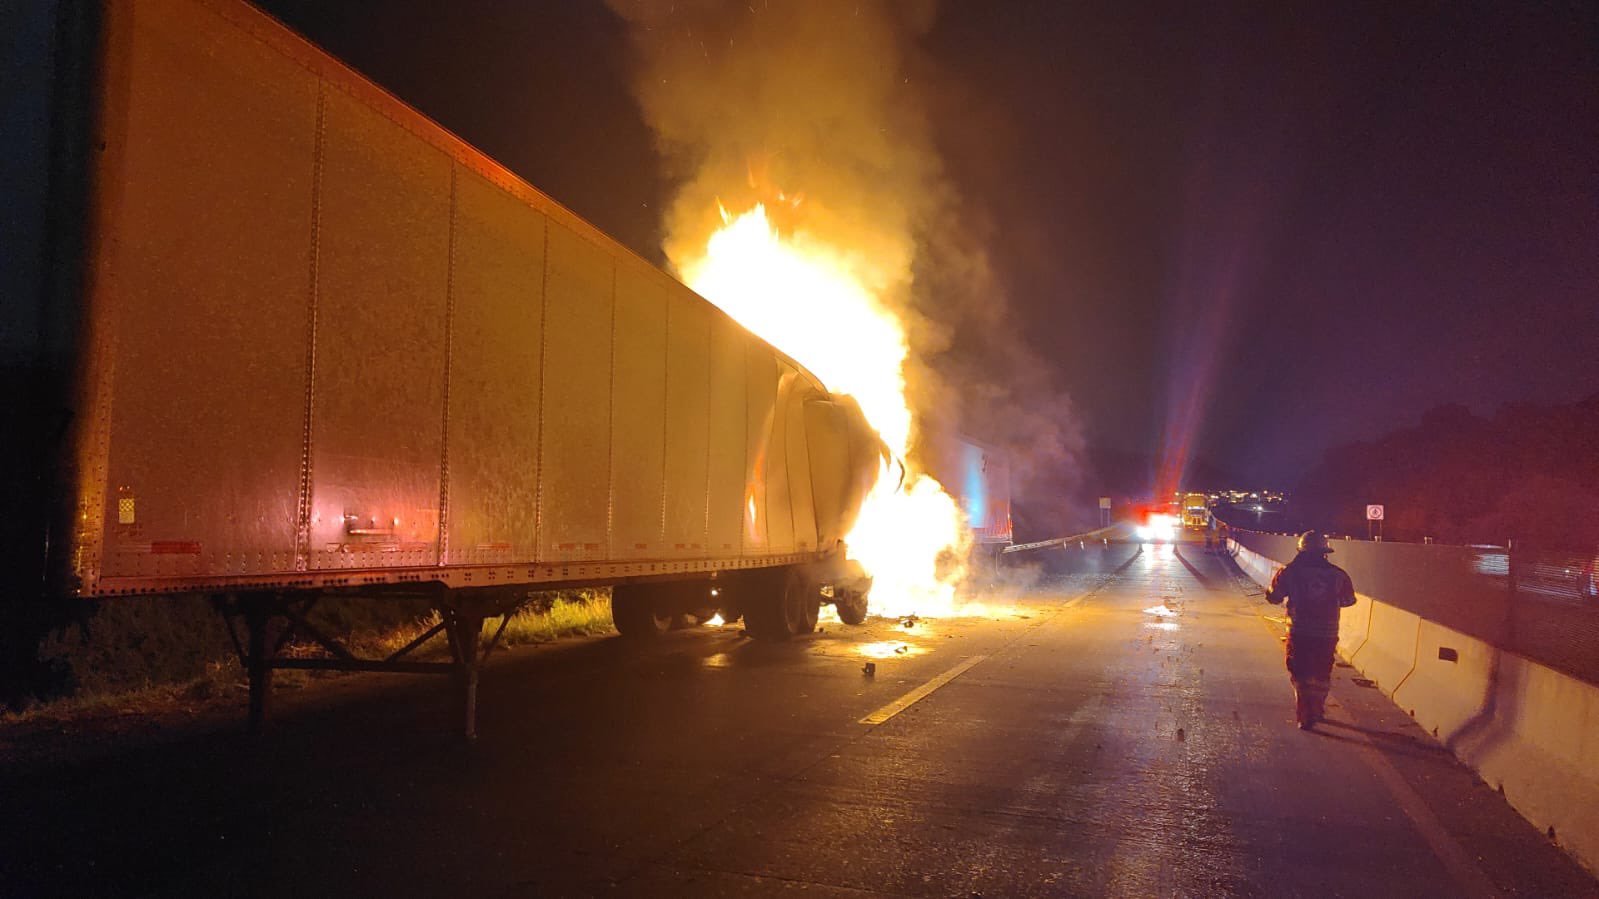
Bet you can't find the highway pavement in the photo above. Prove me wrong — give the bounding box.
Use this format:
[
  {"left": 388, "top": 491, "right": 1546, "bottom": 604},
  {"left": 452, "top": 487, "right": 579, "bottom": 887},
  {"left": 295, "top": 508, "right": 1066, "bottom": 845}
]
[{"left": 3, "top": 535, "right": 1596, "bottom": 897}]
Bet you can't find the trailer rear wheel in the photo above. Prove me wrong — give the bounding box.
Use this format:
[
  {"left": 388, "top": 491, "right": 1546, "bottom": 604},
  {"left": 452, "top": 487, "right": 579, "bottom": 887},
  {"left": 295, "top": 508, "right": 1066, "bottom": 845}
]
[
  {"left": 745, "top": 568, "right": 820, "bottom": 641},
  {"left": 611, "top": 585, "right": 672, "bottom": 638},
  {"left": 791, "top": 576, "right": 821, "bottom": 635}
]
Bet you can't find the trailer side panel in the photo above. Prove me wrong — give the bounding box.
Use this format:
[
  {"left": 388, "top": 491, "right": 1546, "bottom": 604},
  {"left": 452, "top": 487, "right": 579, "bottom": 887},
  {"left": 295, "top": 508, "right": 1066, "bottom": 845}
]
[
  {"left": 442, "top": 168, "right": 545, "bottom": 567},
  {"left": 663, "top": 293, "right": 712, "bottom": 558},
  {"left": 610, "top": 265, "right": 669, "bottom": 558},
  {"left": 99, "top": 2, "right": 315, "bottom": 581},
  {"left": 705, "top": 320, "right": 749, "bottom": 556}
]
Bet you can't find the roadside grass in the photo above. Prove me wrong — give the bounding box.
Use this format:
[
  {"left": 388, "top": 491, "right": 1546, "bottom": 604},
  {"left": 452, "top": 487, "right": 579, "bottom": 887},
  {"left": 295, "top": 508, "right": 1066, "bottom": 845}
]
[
  {"left": 487, "top": 591, "right": 614, "bottom": 647},
  {"left": 3, "top": 590, "right": 613, "bottom": 726},
  {"left": 361, "top": 591, "right": 615, "bottom": 658}
]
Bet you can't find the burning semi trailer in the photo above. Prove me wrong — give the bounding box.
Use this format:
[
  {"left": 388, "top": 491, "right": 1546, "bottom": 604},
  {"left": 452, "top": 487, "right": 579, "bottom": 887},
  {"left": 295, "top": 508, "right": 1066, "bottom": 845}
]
[{"left": 13, "top": 0, "right": 944, "bottom": 736}]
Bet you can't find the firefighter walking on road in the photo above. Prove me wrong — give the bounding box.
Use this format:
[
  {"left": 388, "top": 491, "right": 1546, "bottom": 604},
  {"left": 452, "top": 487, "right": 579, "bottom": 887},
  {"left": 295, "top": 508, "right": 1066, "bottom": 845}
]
[{"left": 1266, "top": 531, "right": 1357, "bottom": 729}]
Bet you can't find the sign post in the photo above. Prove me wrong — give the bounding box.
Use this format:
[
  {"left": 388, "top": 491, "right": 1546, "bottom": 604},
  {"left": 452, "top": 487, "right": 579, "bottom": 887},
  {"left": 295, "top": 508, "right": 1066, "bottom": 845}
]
[
  {"left": 1099, "top": 496, "right": 1112, "bottom": 528},
  {"left": 1366, "top": 504, "right": 1384, "bottom": 541}
]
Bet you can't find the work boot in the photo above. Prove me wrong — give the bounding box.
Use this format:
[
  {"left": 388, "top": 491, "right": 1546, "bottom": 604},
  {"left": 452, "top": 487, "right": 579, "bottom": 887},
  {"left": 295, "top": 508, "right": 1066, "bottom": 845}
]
[
  {"left": 1307, "top": 684, "right": 1329, "bottom": 726},
  {"left": 1295, "top": 689, "right": 1316, "bottom": 730}
]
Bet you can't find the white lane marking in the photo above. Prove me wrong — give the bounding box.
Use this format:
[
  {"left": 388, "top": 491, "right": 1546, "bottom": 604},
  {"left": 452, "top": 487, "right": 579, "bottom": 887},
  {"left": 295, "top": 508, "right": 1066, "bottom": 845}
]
[
  {"left": 858, "top": 655, "right": 988, "bottom": 726},
  {"left": 1347, "top": 730, "right": 1501, "bottom": 899}
]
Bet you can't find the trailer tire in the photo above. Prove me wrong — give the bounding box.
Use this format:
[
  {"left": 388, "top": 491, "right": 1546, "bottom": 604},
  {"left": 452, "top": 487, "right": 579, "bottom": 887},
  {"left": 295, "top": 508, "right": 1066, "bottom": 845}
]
[
  {"left": 835, "top": 589, "right": 869, "bottom": 626},
  {"left": 745, "top": 568, "right": 819, "bottom": 641},
  {"left": 612, "top": 585, "right": 672, "bottom": 638},
  {"left": 792, "top": 576, "right": 821, "bottom": 635}
]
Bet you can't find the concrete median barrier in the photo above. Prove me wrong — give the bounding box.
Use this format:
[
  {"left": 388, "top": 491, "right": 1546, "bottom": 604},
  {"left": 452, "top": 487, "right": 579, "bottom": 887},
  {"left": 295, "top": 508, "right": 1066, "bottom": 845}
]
[
  {"left": 1389, "top": 619, "right": 1495, "bottom": 736},
  {"left": 1348, "top": 601, "right": 1422, "bottom": 693},
  {"left": 1336, "top": 593, "right": 1373, "bottom": 663},
  {"left": 1452, "top": 651, "right": 1599, "bottom": 875},
  {"left": 1228, "top": 540, "right": 1280, "bottom": 589}
]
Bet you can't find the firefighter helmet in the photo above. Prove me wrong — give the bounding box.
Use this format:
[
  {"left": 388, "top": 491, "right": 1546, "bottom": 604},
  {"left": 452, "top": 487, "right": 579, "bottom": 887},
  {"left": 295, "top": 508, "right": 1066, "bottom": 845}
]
[{"left": 1298, "top": 530, "right": 1332, "bottom": 554}]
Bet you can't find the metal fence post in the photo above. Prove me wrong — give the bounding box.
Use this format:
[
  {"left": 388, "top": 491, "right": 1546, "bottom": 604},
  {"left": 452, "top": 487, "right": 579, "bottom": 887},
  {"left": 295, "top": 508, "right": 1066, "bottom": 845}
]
[{"left": 1504, "top": 541, "right": 1518, "bottom": 652}]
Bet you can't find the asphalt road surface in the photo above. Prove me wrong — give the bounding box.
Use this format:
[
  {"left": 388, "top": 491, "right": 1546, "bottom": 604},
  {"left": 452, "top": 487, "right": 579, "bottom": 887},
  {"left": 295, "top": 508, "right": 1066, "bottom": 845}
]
[{"left": 4, "top": 536, "right": 1596, "bottom": 897}]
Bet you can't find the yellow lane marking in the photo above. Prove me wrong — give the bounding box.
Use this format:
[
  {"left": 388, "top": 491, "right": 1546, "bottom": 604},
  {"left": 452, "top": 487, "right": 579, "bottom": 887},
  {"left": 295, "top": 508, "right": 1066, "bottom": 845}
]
[{"left": 858, "top": 655, "right": 989, "bottom": 726}]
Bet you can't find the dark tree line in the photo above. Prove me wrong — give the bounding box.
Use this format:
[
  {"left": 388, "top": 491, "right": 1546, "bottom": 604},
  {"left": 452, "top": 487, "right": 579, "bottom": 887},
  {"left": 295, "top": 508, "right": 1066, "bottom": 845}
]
[{"left": 1294, "top": 393, "right": 1599, "bottom": 549}]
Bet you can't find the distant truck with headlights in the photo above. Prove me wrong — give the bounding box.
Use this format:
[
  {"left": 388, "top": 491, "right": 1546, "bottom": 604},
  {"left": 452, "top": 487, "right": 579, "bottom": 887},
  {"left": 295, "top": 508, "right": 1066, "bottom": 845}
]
[
  {"left": 1181, "top": 493, "right": 1210, "bottom": 528},
  {"left": 9, "top": 0, "right": 884, "bottom": 735}
]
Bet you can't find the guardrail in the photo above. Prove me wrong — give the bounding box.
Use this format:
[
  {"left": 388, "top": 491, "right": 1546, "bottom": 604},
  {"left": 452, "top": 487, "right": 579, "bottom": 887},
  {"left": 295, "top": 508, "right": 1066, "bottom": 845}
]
[{"left": 1000, "top": 525, "right": 1122, "bottom": 555}]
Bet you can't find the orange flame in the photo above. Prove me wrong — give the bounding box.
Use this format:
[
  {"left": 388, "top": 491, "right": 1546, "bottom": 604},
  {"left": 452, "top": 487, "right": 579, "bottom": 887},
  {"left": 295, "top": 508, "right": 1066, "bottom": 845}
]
[{"left": 682, "top": 204, "right": 969, "bottom": 616}]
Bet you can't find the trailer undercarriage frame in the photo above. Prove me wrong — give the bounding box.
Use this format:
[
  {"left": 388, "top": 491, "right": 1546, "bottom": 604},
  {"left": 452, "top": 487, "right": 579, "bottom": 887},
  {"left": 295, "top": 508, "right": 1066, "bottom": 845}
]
[{"left": 215, "top": 586, "right": 520, "bottom": 741}]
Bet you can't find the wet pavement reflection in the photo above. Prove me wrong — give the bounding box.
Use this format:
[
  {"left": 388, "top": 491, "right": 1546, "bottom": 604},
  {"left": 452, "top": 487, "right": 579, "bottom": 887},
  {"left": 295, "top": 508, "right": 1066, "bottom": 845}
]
[{"left": 3, "top": 534, "right": 1595, "bottom": 897}]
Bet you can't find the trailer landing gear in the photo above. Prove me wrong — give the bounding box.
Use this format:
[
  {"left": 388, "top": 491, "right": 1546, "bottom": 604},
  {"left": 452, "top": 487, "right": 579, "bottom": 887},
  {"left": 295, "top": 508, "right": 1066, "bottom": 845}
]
[{"left": 217, "top": 587, "right": 519, "bottom": 741}]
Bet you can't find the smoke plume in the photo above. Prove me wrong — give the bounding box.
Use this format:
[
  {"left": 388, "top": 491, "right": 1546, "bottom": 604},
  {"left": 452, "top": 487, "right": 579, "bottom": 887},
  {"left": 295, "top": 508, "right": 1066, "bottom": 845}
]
[{"left": 609, "top": 0, "right": 1085, "bottom": 539}]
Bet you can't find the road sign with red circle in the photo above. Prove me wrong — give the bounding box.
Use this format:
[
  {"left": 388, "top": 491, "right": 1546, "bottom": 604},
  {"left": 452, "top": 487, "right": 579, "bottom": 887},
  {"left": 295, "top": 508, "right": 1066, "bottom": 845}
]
[{"left": 1366, "top": 505, "right": 1385, "bottom": 521}]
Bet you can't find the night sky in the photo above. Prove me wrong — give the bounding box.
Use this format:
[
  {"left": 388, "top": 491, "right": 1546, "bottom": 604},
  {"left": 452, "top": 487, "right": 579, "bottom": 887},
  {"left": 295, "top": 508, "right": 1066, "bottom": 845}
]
[{"left": 256, "top": 0, "right": 1598, "bottom": 488}]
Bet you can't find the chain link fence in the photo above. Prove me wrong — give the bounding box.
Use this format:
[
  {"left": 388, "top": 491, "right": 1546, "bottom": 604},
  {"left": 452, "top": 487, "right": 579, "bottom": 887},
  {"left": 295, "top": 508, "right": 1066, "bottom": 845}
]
[{"left": 1229, "top": 528, "right": 1599, "bottom": 686}]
